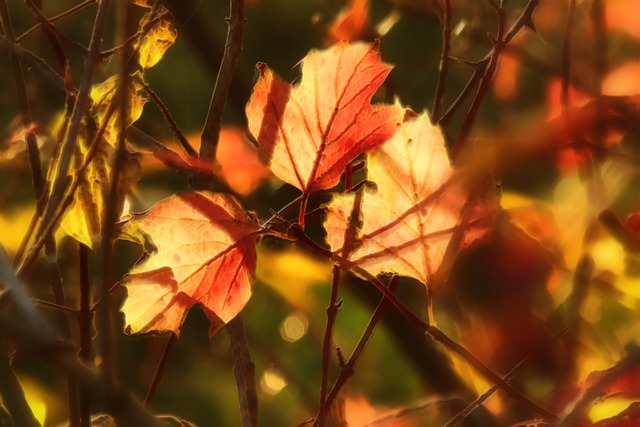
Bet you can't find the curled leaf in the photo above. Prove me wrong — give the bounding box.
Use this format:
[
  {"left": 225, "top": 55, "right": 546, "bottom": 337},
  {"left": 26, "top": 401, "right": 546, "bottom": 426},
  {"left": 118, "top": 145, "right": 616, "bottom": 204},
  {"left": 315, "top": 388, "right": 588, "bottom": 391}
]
[
  {"left": 121, "top": 192, "right": 260, "bottom": 334},
  {"left": 136, "top": 5, "right": 177, "bottom": 69}
]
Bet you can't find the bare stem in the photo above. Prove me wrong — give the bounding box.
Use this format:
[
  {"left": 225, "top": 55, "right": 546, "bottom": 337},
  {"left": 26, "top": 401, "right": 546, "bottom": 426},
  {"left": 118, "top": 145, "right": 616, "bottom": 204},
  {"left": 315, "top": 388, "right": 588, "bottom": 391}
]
[
  {"left": 199, "top": 0, "right": 246, "bottom": 163},
  {"left": 316, "top": 266, "right": 342, "bottom": 427},
  {"left": 227, "top": 316, "right": 259, "bottom": 427},
  {"left": 321, "top": 276, "right": 400, "bottom": 419}
]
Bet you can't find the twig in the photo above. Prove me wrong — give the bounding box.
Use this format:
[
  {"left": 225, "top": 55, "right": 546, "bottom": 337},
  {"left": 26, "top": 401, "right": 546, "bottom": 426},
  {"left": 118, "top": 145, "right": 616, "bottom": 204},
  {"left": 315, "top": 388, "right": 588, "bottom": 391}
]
[
  {"left": 138, "top": 79, "right": 197, "bottom": 157},
  {"left": 431, "top": 0, "right": 451, "bottom": 123},
  {"left": 450, "top": 3, "right": 508, "bottom": 160},
  {"left": 287, "top": 226, "right": 561, "bottom": 422},
  {"left": 448, "top": 0, "right": 540, "bottom": 159},
  {"left": 316, "top": 266, "right": 342, "bottom": 427},
  {"left": 144, "top": 333, "right": 176, "bottom": 408},
  {"left": 444, "top": 327, "right": 569, "bottom": 427},
  {"left": 199, "top": 0, "right": 246, "bottom": 163},
  {"left": 227, "top": 316, "right": 259, "bottom": 427},
  {"left": 321, "top": 276, "right": 400, "bottom": 419},
  {"left": 96, "top": 0, "right": 133, "bottom": 392},
  {"left": 24, "top": 0, "right": 87, "bottom": 63},
  {"left": 0, "top": 34, "right": 66, "bottom": 93},
  {"left": 79, "top": 243, "right": 93, "bottom": 427},
  {"left": 16, "top": 0, "right": 97, "bottom": 43}
]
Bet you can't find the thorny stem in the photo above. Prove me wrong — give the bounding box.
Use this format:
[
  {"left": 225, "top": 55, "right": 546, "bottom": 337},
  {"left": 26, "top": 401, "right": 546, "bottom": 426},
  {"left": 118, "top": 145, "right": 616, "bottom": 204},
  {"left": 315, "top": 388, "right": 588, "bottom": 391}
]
[
  {"left": 431, "top": 0, "right": 451, "bottom": 123},
  {"left": 287, "top": 225, "right": 561, "bottom": 422},
  {"left": 316, "top": 266, "right": 342, "bottom": 427},
  {"left": 24, "top": 0, "right": 86, "bottom": 62},
  {"left": 144, "top": 333, "right": 176, "bottom": 408},
  {"left": 450, "top": 3, "right": 509, "bottom": 160},
  {"left": 445, "top": 0, "right": 540, "bottom": 158},
  {"left": 321, "top": 276, "right": 400, "bottom": 420}
]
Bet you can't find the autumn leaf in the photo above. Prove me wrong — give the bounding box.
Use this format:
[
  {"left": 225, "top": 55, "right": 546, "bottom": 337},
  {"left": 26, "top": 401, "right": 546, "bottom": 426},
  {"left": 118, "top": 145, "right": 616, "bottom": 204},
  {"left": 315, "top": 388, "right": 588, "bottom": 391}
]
[
  {"left": 135, "top": 5, "right": 177, "bottom": 69},
  {"left": 58, "top": 75, "right": 146, "bottom": 248},
  {"left": 324, "top": 111, "right": 496, "bottom": 285},
  {"left": 121, "top": 192, "right": 260, "bottom": 334},
  {"left": 246, "top": 41, "right": 403, "bottom": 195}
]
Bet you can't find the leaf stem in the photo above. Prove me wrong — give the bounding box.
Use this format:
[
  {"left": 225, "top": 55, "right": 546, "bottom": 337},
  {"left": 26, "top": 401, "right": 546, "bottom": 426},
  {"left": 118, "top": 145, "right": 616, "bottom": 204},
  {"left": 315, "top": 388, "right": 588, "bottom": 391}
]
[
  {"left": 138, "top": 79, "right": 197, "bottom": 158},
  {"left": 16, "top": 0, "right": 97, "bottom": 43}
]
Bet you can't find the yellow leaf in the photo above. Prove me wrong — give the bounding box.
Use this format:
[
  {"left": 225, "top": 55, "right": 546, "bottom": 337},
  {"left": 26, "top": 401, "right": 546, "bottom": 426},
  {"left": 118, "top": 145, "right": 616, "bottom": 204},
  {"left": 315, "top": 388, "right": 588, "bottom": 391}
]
[{"left": 136, "top": 5, "right": 177, "bottom": 69}]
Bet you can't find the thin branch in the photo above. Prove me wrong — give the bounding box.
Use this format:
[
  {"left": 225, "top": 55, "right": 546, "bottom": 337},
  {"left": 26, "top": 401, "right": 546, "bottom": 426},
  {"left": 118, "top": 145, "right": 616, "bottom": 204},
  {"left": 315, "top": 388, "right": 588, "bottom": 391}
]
[
  {"left": 96, "top": 0, "right": 133, "bottom": 392},
  {"left": 24, "top": 0, "right": 87, "bottom": 63},
  {"left": 227, "top": 316, "right": 259, "bottom": 427},
  {"left": 431, "top": 0, "right": 451, "bottom": 123},
  {"left": 16, "top": 0, "right": 97, "bottom": 43},
  {"left": 447, "top": 0, "right": 540, "bottom": 158},
  {"left": 321, "top": 276, "right": 400, "bottom": 419},
  {"left": 79, "top": 243, "right": 93, "bottom": 427},
  {"left": 199, "top": 0, "right": 246, "bottom": 163},
  {"left": 316, "top": 266, "right": 342, "bottom": 427},
  {"left": 138, "top": 79, "right": 198, "bottom": 157},
  {"left": 144, "top": 333, "right": 176, "bottom": 408}
]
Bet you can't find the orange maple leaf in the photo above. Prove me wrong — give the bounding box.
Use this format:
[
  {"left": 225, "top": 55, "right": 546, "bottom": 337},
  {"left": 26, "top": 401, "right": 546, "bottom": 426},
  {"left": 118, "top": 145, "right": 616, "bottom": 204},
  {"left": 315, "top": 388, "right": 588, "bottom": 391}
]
[
  {"left": 246, "top": 41, "right": 403, "bottom": 195},
  {"left": 324, "top": 111, "right": 496, "bottom": 284},
  {"left": 121, "top": 192, "right": 260, "bottom": 334}
]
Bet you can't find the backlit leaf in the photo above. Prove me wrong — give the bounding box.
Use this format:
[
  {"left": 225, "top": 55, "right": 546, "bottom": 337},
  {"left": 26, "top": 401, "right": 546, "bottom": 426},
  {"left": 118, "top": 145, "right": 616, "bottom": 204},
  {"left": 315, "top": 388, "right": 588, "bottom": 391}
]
[
  {"left": 58, "top": 75, "right": 146, "bottom": 248},
  {"left": 324, "top": 111, "right": 496, "bottom": 285},
  {"left": 246, "top": 41, "right": 403, "bottom": 194},
  {"left": 136, "top": 5, "right": 177, "bottom": 69},
  {"left": 121, "top": 192, "right": 260, "bottom": 334}
]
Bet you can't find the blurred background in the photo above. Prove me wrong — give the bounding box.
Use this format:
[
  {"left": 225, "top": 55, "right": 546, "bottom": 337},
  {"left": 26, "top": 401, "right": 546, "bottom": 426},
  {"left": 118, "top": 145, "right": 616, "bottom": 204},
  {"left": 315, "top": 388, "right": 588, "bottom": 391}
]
[{"left": 2, "top": 0, "right": 640, "bottom": 425}]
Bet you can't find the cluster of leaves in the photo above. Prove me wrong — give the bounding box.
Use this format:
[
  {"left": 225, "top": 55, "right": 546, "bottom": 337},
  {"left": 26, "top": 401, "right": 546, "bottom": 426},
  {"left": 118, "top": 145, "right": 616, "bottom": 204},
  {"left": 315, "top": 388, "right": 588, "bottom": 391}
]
[{"left": 2, "top": 0, "right": 640, "bottom": 426}]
